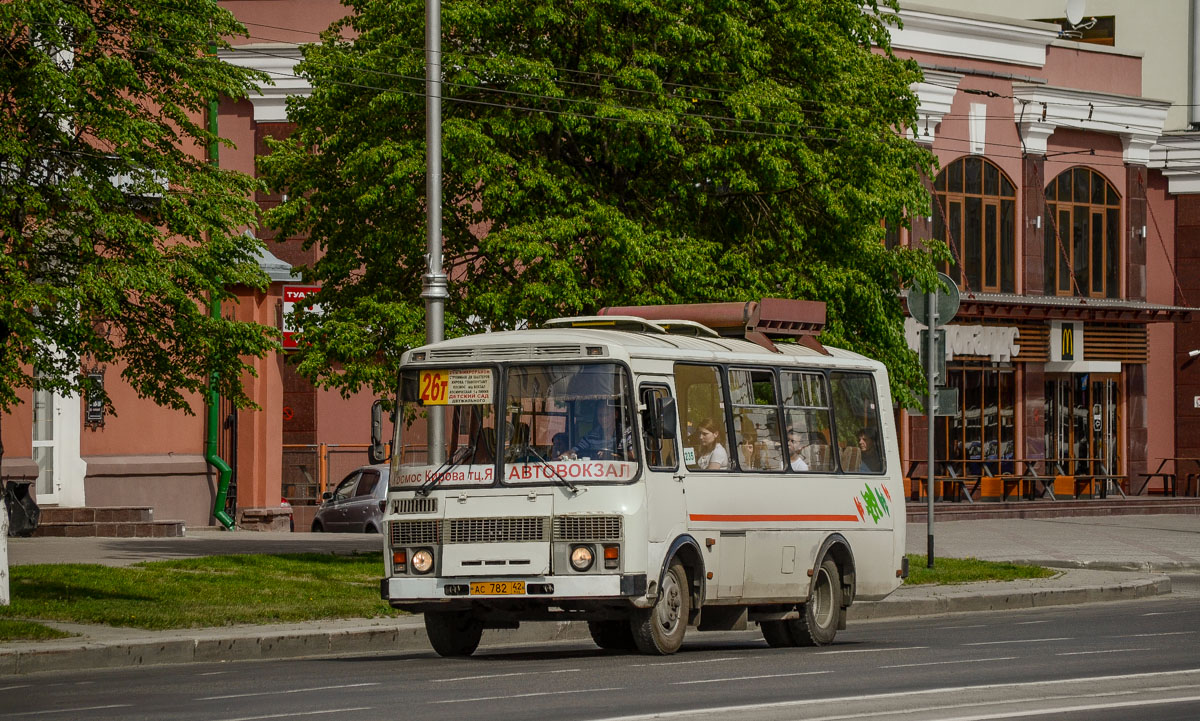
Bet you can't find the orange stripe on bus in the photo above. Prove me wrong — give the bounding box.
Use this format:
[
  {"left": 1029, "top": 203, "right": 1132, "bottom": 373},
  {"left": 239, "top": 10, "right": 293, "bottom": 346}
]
[{"left": 688, "top": 514, "right": 861, "bottom": 523}]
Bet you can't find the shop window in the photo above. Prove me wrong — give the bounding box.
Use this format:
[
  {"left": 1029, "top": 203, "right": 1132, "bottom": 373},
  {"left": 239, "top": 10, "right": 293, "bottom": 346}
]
[
  {"left": 1044, "top": 167, "right": 1121, "bottom": 298},
  {"left": 933, "top": 157, "right": 1017, "bottom": 293},
  {"left": 935, "top": 364, "right": 1015, "bottom": 475}
]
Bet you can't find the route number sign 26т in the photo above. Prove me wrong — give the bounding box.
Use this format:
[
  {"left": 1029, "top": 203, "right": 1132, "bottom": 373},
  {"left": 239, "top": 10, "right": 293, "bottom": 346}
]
[{"left": 418, "top": 369, "right": 494, "bottom": 405}]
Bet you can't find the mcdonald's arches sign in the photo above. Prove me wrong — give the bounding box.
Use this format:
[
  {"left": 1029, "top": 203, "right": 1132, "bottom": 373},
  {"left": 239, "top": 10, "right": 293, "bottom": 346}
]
[{"left": 1048, "top": 321, "right": 1120, "bottom": 373}]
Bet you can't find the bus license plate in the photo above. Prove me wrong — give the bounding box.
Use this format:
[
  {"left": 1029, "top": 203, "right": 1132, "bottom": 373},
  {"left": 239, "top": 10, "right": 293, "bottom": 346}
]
[{"left": 469, "top": 581, "right": 526, "bottom": 596}]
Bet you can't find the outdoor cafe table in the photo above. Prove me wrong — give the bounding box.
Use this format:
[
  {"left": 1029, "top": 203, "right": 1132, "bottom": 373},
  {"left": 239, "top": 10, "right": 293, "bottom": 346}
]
[
  {"left": 1138, "top": 457, "right": 1200, "bottom": 496},
  {"left": 904, "top": 460, "right": 982, "bottom": 503}
]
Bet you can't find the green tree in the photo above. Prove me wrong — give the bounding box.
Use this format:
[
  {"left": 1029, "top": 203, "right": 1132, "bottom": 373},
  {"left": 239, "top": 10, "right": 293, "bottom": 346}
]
[
  {"left": 261, "top": 0, "right": 947, "bottom": 408},
  {"left": 0, "top": 1, "right": 277, "bottom": 465}
]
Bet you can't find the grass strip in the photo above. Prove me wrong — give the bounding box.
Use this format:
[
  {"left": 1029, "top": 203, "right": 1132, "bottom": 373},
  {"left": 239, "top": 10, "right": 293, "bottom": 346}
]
[
  {"left": 0, "top": 619, "right": 75, "bottom": 642},
  {"left": 0, "top": 552, "right": 402, "bottom": 630},
  {"left": 903, "top": 554, "right": 1056, "bottom": 585}
]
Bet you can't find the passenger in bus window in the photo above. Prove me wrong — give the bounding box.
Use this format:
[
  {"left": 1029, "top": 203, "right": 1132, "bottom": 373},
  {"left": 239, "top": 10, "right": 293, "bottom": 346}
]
[
  {"left": 695, "top": 417, "right": 729, "bottom": 470},
  {"left": 562, "top": 402, "right": 632, "bottom": 461},
  {"left": 737, "top": 419, "right": 760, "bottom": 470},
  {"left": 550, "top": 432, "right": 570, "bottom": 459},
  {"left": 858, "top": 427, "right": 883, "bottom": 473},
  {"left": 787, "top": 428, "right": 810, "bottom": 471}
]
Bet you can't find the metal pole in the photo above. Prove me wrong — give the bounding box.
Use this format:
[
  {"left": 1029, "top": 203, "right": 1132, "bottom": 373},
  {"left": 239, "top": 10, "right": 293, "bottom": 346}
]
[
  {"left": 422, "top": 0, "right": 447, "bottom": 465},
  {"left": 926, "top": 292, "right": 937, "bottom": 569}
]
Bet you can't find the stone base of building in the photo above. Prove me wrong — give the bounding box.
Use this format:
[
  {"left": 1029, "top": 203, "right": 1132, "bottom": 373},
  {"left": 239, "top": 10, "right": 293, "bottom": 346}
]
[{"left": 237, "top": 506, "right": 292, "bottom": 531}]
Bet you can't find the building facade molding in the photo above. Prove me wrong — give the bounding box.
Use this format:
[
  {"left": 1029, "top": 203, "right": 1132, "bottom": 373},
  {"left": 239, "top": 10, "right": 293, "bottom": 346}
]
[
  {"left": 1011, "top": 84, "right": 1170, "bottom": 165},
  {"left": 219, "top": 44, "right": 308, "bottom": 124},
  {"left": 889, "top": 5, "right": 1059, "bottom": 68},
  {"left": 911, "top": 70, "right": 962, "bottom": 144},
  {"left": 1149, "top": 134, "right": 1200, "bottom": 195}
]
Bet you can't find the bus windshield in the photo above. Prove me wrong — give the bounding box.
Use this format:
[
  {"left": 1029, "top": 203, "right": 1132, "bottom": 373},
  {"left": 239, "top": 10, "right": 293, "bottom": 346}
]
[{"left": 392, "top": 363, "right": 640, "bottom": 490}]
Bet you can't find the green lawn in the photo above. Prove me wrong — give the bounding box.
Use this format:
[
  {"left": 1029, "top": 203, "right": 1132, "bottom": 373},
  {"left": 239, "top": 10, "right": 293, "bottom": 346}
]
[
  {"left": 904, "top": 554, "right": 1057, "bottom": 585},
  {"left": 0, "top": 619, "right": 74, "bottom": 642},
  {"left": 0, "top": 552, "right": 402, "bottom": 630}
]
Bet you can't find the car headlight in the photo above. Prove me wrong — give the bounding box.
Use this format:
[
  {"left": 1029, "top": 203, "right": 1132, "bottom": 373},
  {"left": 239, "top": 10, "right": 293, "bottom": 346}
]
[
  {"left": 412, "top": 548, "right": 435, "bottom": 574},
  {"left": 570, "top": 545, "right": 594, "bottom": 571}
]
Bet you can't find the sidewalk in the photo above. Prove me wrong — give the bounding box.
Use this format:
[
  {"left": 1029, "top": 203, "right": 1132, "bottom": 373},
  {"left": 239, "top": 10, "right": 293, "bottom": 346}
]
[{"left": 3, "top": 514, "right": 1196, "bottom": 675}]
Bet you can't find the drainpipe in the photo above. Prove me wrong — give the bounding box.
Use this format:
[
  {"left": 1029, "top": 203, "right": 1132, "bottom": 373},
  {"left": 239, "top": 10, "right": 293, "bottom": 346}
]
[{"left": 206, "top": 45, "right": 235, "bottom": 530}]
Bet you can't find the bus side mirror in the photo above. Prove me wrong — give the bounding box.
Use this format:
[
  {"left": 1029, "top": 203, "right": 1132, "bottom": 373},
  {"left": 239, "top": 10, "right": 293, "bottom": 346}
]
[
  {"left": 654, "top": 397, "right": 677, "bottom": 440},
  {"left": 369, "top": 400, "right": 388, "bottom": 464}
]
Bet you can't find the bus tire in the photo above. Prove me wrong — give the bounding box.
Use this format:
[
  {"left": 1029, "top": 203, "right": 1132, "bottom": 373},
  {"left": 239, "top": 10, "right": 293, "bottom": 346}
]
[
  {"left": 791, "top": 557, "right": 842, "bottom": 646},
  {"left": 425, "top": 610, "right": 484, "bottom": 657},
  {"left": 760, "top": 620, "right": 794, "bottom": 648},
  {"left": 588, "top": 620, "right": 636, "bottom": 651},
  {"left": 631, "top": 559, "right": 689, "bottom": 655}
]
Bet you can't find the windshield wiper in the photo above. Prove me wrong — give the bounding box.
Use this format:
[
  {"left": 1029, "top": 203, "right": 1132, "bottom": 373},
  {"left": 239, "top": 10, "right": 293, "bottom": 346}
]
[
  {"left": 416, "top": 425, "right": 480, "bottom": 497},
  {"left": 522, "top": 445, "right": 583, "bottom": 495}
]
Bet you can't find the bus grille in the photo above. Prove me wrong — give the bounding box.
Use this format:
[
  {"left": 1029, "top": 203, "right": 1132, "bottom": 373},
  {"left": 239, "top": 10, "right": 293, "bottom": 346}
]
[
  {"left": 446, "top": 517, "right": 549, "bottom": 544},
  {"left": 391, "top": 497, "right": 438, "bottom": 514},
  {"left": 553, "top": 515, "right": 623, "bottom": 541},
  {"left": 390, "top": 520, "right": 441, "bottom": 546}
]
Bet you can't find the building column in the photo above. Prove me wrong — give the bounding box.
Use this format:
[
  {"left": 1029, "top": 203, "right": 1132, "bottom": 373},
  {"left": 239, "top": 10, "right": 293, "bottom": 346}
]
[
  {"left": 1176, "top": 194, "right": 1200, "bottom": 459},
  {"left": 1126, "top": 165, "right": 1148, "bottom": 302}
]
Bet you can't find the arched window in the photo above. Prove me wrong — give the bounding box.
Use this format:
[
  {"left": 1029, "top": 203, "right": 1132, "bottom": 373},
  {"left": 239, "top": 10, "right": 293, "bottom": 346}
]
[
  {"left": 1044, "top": 167, "right": 1121, "bottom": 298},
  {"left": 933, "top": 157, "right": 1017, "bottom": 293}
]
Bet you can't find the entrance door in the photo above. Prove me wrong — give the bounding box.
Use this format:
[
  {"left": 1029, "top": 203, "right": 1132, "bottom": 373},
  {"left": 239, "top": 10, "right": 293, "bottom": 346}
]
[
  {"left": 1044, "top": 374, "right": 1121, "bottom": 475},
  {"left": 31, "top": 385, "right": 59, "bottom": 505}
]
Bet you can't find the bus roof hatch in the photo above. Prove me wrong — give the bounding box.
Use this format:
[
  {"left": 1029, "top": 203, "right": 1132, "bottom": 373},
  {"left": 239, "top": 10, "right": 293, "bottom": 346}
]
[{"left": 597, "top": 298, "right": 828, "bottom": 354}]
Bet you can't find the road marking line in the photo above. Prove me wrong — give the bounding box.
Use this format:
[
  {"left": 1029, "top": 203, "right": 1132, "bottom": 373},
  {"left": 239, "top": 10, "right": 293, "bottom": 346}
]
[
  {"left": 921, "top": 694, "right": 1200, "bottom": 721},
  {"left": 212, "top": 708, "right": 373, "bottom": 721},
  {"left": 881, "top": 656, "right": 1016, "bottom": 669},
  {"left": 1, "top": 704, "right": 132, "bottom": 717},
  {"left": 632, "top": 657, "right": 740, "bottom": 667},
  {"left": 963, "top": 637, "right": 1072, "bottom": 646},
  {"left": 0, "top": 686, "right": 31, "bottom": 692},
  {"left": 673, "top": 671, "right": 831, "bottom": 685},
  {"left": 1116, "top": 631, "right": 1197, "bottom": 638},
  {"left": 430, "top": 687, "right": 621, "bottom": 704},
  {"left": 818, "top": 646, "right": 927, "bottom": 655},
  {"left": 1056, "top": 648, "right": 1151, "bottom": 656},
  {"left": 433, "top": 668, "right": 579, "bottom": 682},
  {"left": 1014, "top": 620, "right": 1051, "bottom": 625},
  {"left": 197, "top": 682, "right": 380, "bottom": 701},
  {"left": 586, "top": 668, "right": 1200, "bottom": 721}
]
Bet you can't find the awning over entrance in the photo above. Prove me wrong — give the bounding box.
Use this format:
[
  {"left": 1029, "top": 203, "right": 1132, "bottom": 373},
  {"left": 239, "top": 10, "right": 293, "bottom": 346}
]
[{"left": 951, "top": 293, "right": 1197, "bottom": 324}]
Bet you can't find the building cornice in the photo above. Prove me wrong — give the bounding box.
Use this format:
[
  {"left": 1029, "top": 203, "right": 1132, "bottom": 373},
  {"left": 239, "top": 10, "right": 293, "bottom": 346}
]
[
  {"left": 1150, "top": 134, "right": 1200, "bottom": 194},
  {"left": 219, "top": 44, "right": 308, "bottom": 124},
  {"left": 1012, "top": 84, "right": 1169, "bottom": 164},
  {"left": 911, "top": 69, "right": 962, "bottom": 144},
  {"left": 888, "top": 4, "right": 1059, "bottom": 68}
]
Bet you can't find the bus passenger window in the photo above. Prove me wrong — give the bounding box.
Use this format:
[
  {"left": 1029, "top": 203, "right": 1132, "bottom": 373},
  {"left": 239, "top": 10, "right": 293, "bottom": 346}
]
[
  {"left": 729, "top": 369, "right": 784, "bottom": 471},
  {"left": 831, "top": 372, "right": 884, "bottom": 474},
  {"left": 640, "top": 386, "right": 678, "bottom": 470},
  {"left": 675, "top": 364, "right": 730, "bottom": 471},
  {"left": 782, "top": 371, "right": 834, "bottom": 472}
]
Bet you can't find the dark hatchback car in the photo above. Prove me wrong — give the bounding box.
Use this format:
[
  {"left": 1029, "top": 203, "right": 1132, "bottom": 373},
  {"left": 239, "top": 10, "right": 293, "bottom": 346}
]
[{"left": 311, "top": 464, "right": 389, "bottom": 533}]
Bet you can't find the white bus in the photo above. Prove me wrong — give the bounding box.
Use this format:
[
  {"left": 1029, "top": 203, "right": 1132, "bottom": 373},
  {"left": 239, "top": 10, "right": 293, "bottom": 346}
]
[{"left": 384, "top": 299, "right": 907, "bottom": 657}]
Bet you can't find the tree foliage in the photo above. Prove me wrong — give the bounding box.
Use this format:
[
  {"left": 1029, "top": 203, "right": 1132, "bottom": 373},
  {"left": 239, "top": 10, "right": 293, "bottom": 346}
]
[
  {"left": 0, "top": 0, "right": 277, "bottom": 415},
  {"left": 262, "top": 0, "right": 947, "bottom": 408}
]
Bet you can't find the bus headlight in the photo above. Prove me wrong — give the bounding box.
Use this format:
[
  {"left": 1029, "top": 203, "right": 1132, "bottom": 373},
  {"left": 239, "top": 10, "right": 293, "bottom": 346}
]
[
  {"left": 570, "top": 545, "right": 594, "bottom": 572},
  {"left": 412, "top": 548, "right": 435, "bottom": 574}
]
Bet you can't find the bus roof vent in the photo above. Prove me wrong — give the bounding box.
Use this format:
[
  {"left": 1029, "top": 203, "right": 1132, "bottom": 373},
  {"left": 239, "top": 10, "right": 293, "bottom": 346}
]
[
  {"left": 654, "top": 319, "right": 722, "bottom": 338},
  {"left": 543, "top": 316, "right": 668, "bottom": 334},
  {"left": 597, "top": 298, "right": 828, "bottom": 354}
]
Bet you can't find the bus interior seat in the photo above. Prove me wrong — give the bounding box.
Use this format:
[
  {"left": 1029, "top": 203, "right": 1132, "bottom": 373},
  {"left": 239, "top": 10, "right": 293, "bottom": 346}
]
[{"left": 840, "top": 445, "right": 862, "bottom": 473}]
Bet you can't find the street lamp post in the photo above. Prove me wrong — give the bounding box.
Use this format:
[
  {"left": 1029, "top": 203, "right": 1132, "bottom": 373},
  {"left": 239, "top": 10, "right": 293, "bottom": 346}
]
[{"left": 421, "top": 0, "right": 447, "bottom": 465}]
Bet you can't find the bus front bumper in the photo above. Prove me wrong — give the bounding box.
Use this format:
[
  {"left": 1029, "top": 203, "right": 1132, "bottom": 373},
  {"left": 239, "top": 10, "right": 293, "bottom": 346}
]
[{"left": 382, "top": 573, "right": 647, "bottom": 602}]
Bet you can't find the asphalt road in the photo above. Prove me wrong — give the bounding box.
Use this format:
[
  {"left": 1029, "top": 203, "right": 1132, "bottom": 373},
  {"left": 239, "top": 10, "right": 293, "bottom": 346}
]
[{"left": 2, "top": 590, "right": 1198, "bottom": 721}]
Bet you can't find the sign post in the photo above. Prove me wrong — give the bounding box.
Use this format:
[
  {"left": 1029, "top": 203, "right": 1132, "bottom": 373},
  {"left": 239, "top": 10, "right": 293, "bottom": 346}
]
[{"left": 906, "top": 272, "right": 959, "bottom": 569}]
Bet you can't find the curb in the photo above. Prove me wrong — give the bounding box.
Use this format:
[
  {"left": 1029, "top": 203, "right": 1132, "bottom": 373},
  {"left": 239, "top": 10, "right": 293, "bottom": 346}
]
[{"left": 0, "top": 575, "right": 1171, "bottom": 676}]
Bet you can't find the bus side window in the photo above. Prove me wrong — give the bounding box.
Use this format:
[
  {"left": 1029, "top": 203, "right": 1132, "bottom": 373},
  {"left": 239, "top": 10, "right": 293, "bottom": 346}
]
[
  {"left": 674, "top": 364, "right": 730, "bottom": 471},
  {"left": 729, "top": 368, "right": 784, "bottom": 472},
  {"left": 640, "top": 385, "right": 678, "bottom": 471},
  {"left": 830, "top": 372, "right": 885, "bottom": 474},
  {"left": 781, "top": 371, "right": 835, "bottom": 473}
]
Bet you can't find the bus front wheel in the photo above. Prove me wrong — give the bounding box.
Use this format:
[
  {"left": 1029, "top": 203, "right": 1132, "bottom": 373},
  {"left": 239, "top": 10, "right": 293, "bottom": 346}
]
[
  {"left": 793, "top": 557, "right": 842, "bottom": 646},
  {"left": 631, "top": 559, "right": 689, "bottom": 655},
  {"left": 425, "top": 610, "right": 484, "bottom": 657}
]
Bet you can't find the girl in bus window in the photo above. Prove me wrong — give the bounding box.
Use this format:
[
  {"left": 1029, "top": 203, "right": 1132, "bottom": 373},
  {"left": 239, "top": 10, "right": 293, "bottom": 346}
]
[{"left": 696, "top": 417, "right": 729, "bottom": 470}]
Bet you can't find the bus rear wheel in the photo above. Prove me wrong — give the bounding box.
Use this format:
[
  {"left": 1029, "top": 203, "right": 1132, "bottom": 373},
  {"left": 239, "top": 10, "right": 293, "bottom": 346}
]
[
  {"left": 631, "top": 559, "right": 689, "bottom": 655},
  {"left": 425, "top": 610, "right": 484, "bottom": 657},
  {"left": 588, "top": 620, "right": 636, "bottom": 651},
  {"left": 760, "top": 557, "right": 843, "bottom": 648}
]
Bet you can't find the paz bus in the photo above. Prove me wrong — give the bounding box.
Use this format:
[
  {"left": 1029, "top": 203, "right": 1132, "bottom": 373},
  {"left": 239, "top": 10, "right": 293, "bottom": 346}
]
[{"left": 383, "top": 299, "right": 907, "bottom": 656}]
